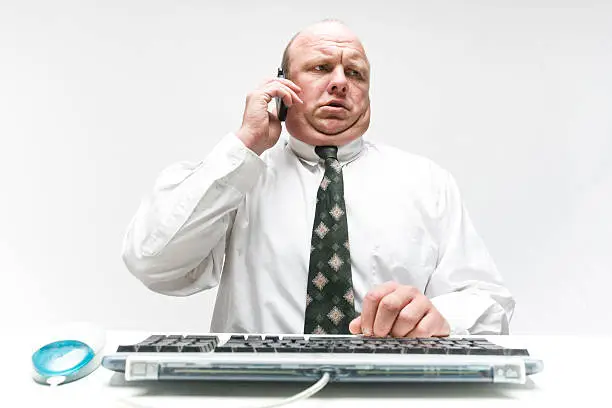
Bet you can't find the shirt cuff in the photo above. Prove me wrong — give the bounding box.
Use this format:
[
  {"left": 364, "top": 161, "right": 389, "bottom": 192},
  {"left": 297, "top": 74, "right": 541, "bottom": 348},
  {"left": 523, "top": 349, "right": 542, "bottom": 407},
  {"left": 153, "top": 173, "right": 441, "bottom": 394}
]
[
  {"left": 215, "top": 132, "right": 266, "bottom": 194},
  {"left": 430, "top": 291, "right": 501, "bottom": 335}
]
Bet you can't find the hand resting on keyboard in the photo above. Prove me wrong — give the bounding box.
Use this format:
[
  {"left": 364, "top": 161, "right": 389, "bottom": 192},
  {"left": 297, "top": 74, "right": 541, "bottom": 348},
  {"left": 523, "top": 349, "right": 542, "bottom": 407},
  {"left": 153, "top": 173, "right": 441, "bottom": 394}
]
[{"left": 349, "top": 281, "right": 450, "bottom": 338}]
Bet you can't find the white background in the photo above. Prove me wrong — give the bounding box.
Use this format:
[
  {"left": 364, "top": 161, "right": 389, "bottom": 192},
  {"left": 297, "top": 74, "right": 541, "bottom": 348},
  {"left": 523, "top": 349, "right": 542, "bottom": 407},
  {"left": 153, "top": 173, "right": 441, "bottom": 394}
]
[{"left": 1, "top": 0, "right": 610, "bottom": 335}]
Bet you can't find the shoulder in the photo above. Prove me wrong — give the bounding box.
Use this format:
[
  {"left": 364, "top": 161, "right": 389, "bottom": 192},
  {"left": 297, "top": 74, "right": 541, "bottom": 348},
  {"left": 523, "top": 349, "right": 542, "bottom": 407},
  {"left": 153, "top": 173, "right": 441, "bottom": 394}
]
[
  {"left": 361, "top": 137, "right": 452, "bottom": 186},
  {"left": 361, "top": 138, "right": 463, "bottom": 218}
]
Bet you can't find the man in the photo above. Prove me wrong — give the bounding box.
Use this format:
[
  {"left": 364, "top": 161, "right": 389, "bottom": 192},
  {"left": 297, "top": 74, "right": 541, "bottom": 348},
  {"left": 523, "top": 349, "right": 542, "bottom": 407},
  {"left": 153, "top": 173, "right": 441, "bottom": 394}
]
[{"left": 122, "top": 20, "right": 514, "bottom": 337}]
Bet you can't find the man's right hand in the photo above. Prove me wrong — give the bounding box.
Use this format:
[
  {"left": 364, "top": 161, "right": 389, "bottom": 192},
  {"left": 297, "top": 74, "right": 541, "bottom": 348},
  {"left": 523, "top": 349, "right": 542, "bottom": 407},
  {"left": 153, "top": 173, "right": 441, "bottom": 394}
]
[{"left": 235, "top": 78, "right": 303, "bottom": 156}]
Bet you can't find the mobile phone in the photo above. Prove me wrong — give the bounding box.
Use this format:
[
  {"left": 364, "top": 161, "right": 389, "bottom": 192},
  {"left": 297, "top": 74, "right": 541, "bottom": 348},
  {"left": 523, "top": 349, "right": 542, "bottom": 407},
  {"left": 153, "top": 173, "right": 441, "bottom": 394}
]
[{"left": 276, "top": 68, "right": 288, "bottom": 122}]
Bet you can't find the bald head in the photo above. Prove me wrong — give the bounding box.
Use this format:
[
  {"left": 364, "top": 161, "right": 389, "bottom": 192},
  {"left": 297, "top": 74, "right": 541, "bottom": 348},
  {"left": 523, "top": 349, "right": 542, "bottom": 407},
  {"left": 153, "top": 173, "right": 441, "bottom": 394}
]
[{"left": 281, "top": 20, "right": 368, "bottom": 79}]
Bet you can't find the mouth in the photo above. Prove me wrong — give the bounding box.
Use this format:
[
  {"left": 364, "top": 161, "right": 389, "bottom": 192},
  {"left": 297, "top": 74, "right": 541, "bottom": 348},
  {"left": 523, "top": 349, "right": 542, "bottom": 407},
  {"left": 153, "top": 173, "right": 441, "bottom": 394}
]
[{"left": 322, "top": 100, "right": 349, "bottom": 109}]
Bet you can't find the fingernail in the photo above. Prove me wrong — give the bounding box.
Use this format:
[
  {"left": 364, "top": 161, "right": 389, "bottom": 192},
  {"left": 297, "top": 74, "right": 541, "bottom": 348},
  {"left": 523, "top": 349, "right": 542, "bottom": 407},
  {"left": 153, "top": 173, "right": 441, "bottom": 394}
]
[{"left": 362, "top": 328, "right": 371, "bottom": 336}]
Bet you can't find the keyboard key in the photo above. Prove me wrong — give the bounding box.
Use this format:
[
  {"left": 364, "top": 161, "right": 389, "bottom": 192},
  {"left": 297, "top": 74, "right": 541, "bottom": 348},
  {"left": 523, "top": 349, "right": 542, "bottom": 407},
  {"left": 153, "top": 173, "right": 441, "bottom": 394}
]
[
  {"left": 402, "top": 347, "right": 427, "bottom": 354},
  {"left": 301, "top": 346, "right": 328, "bottom": 352},
  {"left": 253, "top": 346, "right": 276, "bottom": 352},
  {"left": 117, "top": 345, "right": 138, "bottom": 352},
  {"left": 160, "top": 345, "right": 181, "bottom": 352},
  {"left": 505, "top": 349, "right": 530, "bottom": 356},
  {"left": 332, "top": 346, "right": 353, "bottom": 353},
  {"left": 379, "top": 348, "right": 402, "bottom": 354},
  {"left": 157, "top": 340, "right": 179, "bottom": 347},
  {"left": 277, "top": 347, "right": 301, "bottom": 353},
  {"left": 425, "top": 347, "right": 448, "bottom": 354},
  {"left": 183, "top": 344, "right": 215, "bottom": 353},
  {"left": 230, "top": 334, "right": 247, "bottom": 340},
  {"left": 185, "top": 335, "right": 220, "bottom": 344},
  {"left": 353, "top": 347, "right": 376, "bottom": 353},
  {"left": 469, "top": 348, "right": 496, "bottom": 355},
  {"left": 396, "top": 338, "right": 420, "bottom": 343},
  {"left": 233, "top": 347, "right": 255, "bottom": 353},
  {"left": 137, "top": 345, "right": 158, "bottom": 352},
  {"left": 225, "top": 340, "right": 247, "bottom": 345},
  {"left": 445, "top": 346, "right": 468, "bottom": 354},
  {"left": 282, "top": 336, "right": 306, "bottom": 341},
  {"left": 230, "top": 344, "right": 253, "bottom": 350},
  {"left": 247, "top": 335, "right": 263, "bottom": 341}
]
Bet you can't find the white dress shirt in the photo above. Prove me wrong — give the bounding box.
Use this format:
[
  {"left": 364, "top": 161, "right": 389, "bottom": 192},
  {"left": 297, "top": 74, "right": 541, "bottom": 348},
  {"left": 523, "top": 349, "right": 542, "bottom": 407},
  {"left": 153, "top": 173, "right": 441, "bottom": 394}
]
[{"left": 122, "top": 132, "right": 515, "bottom": 335}]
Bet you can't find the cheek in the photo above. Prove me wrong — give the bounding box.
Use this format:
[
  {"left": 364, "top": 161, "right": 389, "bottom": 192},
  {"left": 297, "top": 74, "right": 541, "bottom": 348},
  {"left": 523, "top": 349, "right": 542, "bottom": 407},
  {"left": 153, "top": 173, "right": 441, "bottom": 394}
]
[
  {"left": 303, "top": 85, "right": 324, "bottom": 100},
  {"left": 301, "top": 90, "right": 323, "bottom": 114},
  {"left": 299, "top": 78, "right": 326, "bottom": 96},
  {"left": 353, "top": 90, "right": 369, "bottom": 111}
]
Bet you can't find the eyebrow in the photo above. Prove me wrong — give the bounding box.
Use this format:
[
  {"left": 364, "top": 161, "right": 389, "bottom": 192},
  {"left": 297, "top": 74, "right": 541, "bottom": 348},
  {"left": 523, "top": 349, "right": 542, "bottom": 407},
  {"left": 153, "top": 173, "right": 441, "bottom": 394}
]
[{"left": 303, "top": 53, "right": 370, "bottom": 71}]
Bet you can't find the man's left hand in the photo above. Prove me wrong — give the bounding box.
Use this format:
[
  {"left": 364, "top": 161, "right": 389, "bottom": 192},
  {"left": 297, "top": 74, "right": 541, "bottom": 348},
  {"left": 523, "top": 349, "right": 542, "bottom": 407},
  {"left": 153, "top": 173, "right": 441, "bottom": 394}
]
[{"left": 349, "top": 281, "right": 451, "bottom": 337}]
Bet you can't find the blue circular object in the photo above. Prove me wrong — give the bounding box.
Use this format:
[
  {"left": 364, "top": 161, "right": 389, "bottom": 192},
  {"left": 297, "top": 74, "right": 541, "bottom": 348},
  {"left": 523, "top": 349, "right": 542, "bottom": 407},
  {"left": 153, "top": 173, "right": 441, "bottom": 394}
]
[{"left": 32, "top": 339, "right": 95, "bottom": 377}]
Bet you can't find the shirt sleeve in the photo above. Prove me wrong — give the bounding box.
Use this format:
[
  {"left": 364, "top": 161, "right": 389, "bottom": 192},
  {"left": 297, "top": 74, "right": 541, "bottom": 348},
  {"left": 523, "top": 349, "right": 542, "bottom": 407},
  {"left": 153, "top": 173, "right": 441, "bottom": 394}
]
[
  {"left": 121, "top": 133, "right": 265, "bottom": 296},
  {"left": 425, "top": 167, "right": 515, "bottom": 335}
]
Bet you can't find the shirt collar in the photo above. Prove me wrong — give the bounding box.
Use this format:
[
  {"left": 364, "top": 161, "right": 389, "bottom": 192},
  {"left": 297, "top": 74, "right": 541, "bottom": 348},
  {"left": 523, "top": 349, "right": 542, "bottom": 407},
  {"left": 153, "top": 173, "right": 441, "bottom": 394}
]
[{"left": 288, "top": 135, "right": 365, "bottom": 166}]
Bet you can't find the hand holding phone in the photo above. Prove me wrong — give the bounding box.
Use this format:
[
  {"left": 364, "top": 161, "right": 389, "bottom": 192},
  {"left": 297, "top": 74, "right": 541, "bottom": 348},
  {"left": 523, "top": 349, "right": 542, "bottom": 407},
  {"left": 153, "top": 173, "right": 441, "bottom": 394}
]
[{"left": 235, "top": 69, "right": 302, "bottom": 156}]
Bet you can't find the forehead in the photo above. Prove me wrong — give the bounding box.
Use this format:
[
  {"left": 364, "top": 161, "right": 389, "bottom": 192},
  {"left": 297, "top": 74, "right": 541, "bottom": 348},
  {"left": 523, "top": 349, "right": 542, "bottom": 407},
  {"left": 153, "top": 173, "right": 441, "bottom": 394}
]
[{"left": 290, "top": 24, "right": 369, "bottom": 65}]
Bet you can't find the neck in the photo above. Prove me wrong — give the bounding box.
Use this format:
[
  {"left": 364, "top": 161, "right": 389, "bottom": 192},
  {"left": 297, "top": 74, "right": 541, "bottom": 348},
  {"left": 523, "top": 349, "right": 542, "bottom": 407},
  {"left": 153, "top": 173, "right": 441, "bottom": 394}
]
[{"left": 288, "top": 134, "right": 364, "bottom": 164}]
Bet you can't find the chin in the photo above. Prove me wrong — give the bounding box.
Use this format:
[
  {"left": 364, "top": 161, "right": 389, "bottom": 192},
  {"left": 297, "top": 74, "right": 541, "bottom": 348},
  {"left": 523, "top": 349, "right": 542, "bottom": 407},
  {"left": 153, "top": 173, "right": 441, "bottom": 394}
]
[
  {"left": 309, "top": 130, "right": 360, "bottom": 147},
  {"left": 315, "top": 120, "right": 352, "bottom": 136},
  {"left": 286, "top": 115, "right": 366, "bottom": 146},
  {"left": 308, "top": 134, "right": 341, "bottom": 146}
]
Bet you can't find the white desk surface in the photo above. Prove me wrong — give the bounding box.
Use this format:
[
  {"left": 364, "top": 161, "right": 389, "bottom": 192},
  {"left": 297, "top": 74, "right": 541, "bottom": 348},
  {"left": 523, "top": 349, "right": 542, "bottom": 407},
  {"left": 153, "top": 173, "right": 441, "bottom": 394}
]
[{"left": 7, "top": 328, "right": 612, "bottom": 408}]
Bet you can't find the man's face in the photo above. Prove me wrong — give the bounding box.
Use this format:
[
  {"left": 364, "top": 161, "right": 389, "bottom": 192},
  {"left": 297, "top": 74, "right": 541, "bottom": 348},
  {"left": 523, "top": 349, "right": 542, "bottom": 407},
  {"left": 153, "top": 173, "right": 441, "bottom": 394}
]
[{"left": 285, "top": 23, "right": 371, "bottom": 146}]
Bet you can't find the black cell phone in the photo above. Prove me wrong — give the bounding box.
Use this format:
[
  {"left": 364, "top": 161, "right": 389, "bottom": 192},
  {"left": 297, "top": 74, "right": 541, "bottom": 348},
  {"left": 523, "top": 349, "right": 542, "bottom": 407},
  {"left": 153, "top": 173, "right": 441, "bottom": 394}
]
[{"left": 276, "top": 68, "right": 288, "bottom": 122}]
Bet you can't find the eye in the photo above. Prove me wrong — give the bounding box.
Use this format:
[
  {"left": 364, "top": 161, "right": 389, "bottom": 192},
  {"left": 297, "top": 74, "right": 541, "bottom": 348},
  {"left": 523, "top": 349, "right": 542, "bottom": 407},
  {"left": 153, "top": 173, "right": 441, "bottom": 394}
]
[
  {"left": 347, "top": 69, "right": 362, "bottom": 78},
  {"left": 313, "top": 64, "right": 330, "bottom": 72}
]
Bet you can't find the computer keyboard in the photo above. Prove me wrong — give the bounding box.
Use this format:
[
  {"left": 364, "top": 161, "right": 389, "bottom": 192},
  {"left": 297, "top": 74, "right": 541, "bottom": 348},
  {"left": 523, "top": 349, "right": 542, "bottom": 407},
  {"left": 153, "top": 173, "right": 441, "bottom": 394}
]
[{"left": 115, "top": 334, "right": 529, "bottom": 356}]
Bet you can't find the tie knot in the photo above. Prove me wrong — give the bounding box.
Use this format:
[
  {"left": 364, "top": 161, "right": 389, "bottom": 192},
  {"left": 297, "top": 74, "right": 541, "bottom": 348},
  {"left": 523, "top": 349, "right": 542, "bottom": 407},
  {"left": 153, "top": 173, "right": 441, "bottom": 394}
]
[{"left": 314, "top": 146, "right": 338, "bottom": 161}]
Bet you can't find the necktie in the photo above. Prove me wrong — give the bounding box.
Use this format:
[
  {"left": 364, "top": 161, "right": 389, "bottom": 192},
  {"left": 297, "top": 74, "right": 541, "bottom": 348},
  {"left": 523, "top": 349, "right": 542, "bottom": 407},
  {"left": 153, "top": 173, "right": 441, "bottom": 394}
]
[{"left": 303, "top": 146, "right": 356, "bottom": 334}]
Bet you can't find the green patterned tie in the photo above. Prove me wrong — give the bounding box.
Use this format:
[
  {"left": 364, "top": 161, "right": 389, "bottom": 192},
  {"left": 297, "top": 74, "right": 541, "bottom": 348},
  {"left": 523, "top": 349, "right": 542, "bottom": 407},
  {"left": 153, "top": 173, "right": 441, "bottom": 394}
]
[{"left": 304, "top": 146, "right": 356, "bottom": 334}]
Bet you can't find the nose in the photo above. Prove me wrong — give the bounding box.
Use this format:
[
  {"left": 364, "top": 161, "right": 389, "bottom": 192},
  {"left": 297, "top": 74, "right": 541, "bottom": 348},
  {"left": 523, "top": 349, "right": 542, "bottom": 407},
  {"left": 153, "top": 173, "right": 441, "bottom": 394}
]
[{"left": 327, "top": 66, "right": 348, "bottom": 97}]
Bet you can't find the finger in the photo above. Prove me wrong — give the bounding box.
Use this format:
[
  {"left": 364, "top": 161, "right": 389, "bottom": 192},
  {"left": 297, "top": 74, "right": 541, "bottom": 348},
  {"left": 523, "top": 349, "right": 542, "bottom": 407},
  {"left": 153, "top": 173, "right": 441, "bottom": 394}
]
[
  {"left": 427, "top": 308, "right": 451, "bottom": 337},
  {"left": 269, "top": 81, "right": 304, "bottom": 103},
  {"left": 373, "top": 285, "right": 419, "bottom": 337},
  {"left": 264, "top": 86, "right": 292, "bottom": 106},
  {"left": 360, "top": 281, "right": 399, "bottom": 337},
  {"left": 349, "top": 315, "right": 362, "bottom": 334},
  {"left": 264, "top": 77, "right": 302, "bottom": 94},
  {"left": 263, "top": 86, "right": 296, "bottom": 108},
  {"left": 389, "top": 294, "right": 431, "bottom": 338},
  {"left": 263, "top": 80, "right": 303, "bottom": 104},
  {"left": 275, "top": 78, "right": 303, "bottom": 94},
  {"left": 265, "top": 83, "right": 303, "bottom": 106},
  {"left": 405, "top": 309, "right": 445, "bottom": 338}
]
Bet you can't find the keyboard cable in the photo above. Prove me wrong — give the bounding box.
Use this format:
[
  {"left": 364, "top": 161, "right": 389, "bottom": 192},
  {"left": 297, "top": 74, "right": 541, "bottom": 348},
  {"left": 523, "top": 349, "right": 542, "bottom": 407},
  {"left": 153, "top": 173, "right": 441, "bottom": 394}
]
[{"left": 249, "top": 371, "right": 332, "bottom": 408}]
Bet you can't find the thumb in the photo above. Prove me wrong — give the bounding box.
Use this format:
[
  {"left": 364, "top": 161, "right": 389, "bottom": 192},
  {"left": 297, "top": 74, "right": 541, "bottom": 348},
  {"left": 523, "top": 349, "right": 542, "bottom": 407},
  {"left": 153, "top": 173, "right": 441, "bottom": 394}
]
[{"left": 349, "top": 315, "right": 362, "bottom": 334}]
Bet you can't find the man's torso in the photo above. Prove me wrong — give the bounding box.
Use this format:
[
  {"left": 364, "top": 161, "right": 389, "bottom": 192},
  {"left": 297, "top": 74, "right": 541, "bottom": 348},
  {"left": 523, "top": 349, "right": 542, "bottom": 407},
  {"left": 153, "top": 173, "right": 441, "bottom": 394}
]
[{"left": 210, "top": 137, "right": 446, "bottom": 333}]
